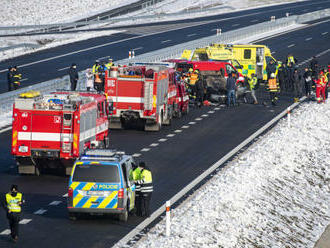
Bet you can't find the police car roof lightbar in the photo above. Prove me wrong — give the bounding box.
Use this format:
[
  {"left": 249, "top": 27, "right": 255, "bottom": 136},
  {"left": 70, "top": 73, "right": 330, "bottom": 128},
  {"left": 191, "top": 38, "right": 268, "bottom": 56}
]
[{"left": 84, "top": 149, "right": 125, "bottom": 157}]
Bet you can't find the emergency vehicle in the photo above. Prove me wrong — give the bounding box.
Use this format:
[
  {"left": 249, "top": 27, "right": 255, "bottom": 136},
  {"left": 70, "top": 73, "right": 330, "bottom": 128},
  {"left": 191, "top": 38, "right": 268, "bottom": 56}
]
[
  {"left": 105, "top": 65, "right": 187, "bottom": 131},
  {"left": 67, "top": 149, "right": 136, "bottom": 222},
  {"left": 181, "top": 44, "right": 277, "bottom": 81},
  {"left": 12, "top": 91, "right": 110, "bottom": 175}
]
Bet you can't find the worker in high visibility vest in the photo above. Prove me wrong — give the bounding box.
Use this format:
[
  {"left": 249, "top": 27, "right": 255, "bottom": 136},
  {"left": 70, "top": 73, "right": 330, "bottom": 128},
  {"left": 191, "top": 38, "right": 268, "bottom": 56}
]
[
  {"left": 92, "top": 60, "right": 100, "bottom": 75},
  {"left": 286, "top": 53, "right": 297, "bottom": 67},
  {"left": 136, "top": 162, "right": 153, "bottom": 217},
  {"left": 105, "top": 58, "right": 113, "bottom": 70},
  {"left": 3, "top": 185, "right": 24, "bottom": 242},
  {"left": 266, "top": 60, "right": 280, "bottom": 106},
  {"left": 248, "top": 73, "right": 258, "bottom": 104},
  {"left": 324, "top": 68, "right": 329, "bottom": 99},
  {"left": 132, "top": 163, "right": 142, "bottom": 216},
  {"left": 12, "top": 66, "right": 22, "bottom": 90}
]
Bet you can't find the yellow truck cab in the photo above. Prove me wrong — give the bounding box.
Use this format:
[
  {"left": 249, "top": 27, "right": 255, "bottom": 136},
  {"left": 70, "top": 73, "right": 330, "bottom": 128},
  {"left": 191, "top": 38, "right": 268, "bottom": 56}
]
[{"left": 181, "top": 44, "right": 277, "bottom": 81}]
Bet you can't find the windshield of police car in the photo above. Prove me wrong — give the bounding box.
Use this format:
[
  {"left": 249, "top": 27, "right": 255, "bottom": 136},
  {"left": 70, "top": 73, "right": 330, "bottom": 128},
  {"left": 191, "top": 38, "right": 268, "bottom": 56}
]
[{"left": 73, "top": 163, "right": 120, "bottom": 183}]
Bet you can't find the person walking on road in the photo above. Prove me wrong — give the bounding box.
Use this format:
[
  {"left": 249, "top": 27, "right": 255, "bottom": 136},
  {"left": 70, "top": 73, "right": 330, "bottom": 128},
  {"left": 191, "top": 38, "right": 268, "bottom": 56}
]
[
  {"left": 195, "top": 71, "right": 204, "bottom": 108},
  {"left": 85, "top": 68, "right": 94, "bottom": 92},
  {"left": 310, "top": 56, "right": 318, "bottom": 79},
  {"left": 69, "top": 63, "right": 79, "bottom": 91},
  {"left": 303, "top": 67, "right": 313, "bottom": 99},
  {"left": 7, "top": 67, "right": 14, "bottom": 92},
  {"left": 12, "top": 66, "right": 22, "bottom": 90},
  {"left": 2, "top": 185, "right": 24, "bottom": 242},
  {"left": 248, "top": 73, "right": 258, "bottom": 104},
  {"left": 226, "top": 72, "right": 237, "bottom": 107},
  {"left": 286, "top": 53, "right": 297, "bottom": 67},
  {"left": 137, "top": 162, "right": 153, "bottom": 217},
  {"left": 266, "top": 59, "right": 279, "bottom": 106},
  {"left": 293, "top": 69, "right": 303, "bottom": 102}
]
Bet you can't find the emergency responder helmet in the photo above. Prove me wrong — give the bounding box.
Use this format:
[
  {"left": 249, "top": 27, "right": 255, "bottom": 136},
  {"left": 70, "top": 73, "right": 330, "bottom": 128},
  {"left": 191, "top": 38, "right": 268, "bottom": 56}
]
[
  {"left": 139, "top": 161, "right": 146, "bottom": 168},
  {"left": 108, "top": 58, "right": 113, "bottom": 61},
  {"left": 11, "top": 184, "right": 18, "bottom": 191},
  {"left": 251, "top": 73, "right": 255, "bottom": 77},
  {"left": 194, "top": 69, "right": 200, "bottom": 74},
  {"left": 188, "top": 68, "right": 193, "bottom": 72}
]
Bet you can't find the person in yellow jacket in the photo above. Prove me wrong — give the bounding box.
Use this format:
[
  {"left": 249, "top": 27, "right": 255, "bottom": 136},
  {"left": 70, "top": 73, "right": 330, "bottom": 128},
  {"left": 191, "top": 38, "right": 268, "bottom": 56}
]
[
  {"left": 105, "top": 58, "right": 113, "bottom": 70},
  {"left": 286, "top": 53, "right": 297, "bottom": 67},
  {"left": 3, "top": 185, "right": 24, "bottom": 242},
  {"left": 132, "top": 163, "right": 142, "bottom": 216},
  {"left": 248, "top": 73, "right": 258, "bottom": 104},
  {"left": 136, "top": 162, "right": 153, "bottom": 217}
]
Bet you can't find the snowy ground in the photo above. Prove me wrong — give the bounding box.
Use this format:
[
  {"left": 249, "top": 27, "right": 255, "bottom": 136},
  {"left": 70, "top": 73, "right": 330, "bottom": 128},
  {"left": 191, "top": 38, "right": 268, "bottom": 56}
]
[
  {"left": 0, "top": 0, "right": 304, "bottom": 62},
  {"left": 133, "top": 101, "right": 330, "bottom": 248}
]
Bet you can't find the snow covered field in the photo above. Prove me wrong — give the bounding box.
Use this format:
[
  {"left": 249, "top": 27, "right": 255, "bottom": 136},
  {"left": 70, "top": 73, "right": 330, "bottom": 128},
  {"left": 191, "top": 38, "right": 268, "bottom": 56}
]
[
  {"left": 133, "top": 101, "right": 330, "bottom": 248},
  {"left": 0, "top": 0, "right": 304, "bottom": 61}
]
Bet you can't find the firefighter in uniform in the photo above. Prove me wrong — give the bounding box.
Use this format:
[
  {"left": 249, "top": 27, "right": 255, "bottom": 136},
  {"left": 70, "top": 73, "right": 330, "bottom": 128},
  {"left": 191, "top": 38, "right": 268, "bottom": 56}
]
[
  {"left": 316, "top": 71, "right": 326, "bottom": 103},
  {"left": 266, "top": 60, "right": 279, "bottom": 105},
  {"left": 132, "top": 163, "right": 142, "bottom": 216},
  {"left": 137, "top": 162, "right": 153, "bottom": 217},
  {"left": 3, "top": 185, "right": 24, "bottom": 242},
  {"left": 324, "top": 68, "right": 329, "bottom": 99},
  {"left": 12, "top": 66, "right": 22, "bottom": 90}
]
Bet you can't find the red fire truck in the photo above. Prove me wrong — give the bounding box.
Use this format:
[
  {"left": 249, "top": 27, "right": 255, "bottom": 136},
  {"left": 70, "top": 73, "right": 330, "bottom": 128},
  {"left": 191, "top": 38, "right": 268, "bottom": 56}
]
[
  {"left": 12, "top": 91, "right": 110, "bottom": 175},
  {"left": 105, "top": 65, "right": 188, "bottom": 131}
]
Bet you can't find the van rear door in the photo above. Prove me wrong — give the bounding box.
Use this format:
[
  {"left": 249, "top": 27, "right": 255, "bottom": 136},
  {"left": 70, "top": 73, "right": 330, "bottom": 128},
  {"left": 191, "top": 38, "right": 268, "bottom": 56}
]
[{"left": 70, "top": 162, "right": 121, "bottom": 210}]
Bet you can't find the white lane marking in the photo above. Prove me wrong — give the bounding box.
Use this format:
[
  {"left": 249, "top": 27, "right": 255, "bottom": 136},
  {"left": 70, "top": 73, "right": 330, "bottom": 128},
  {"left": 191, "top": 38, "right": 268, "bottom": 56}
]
[
  {"left": 305, "top": 37, "right": 312, "bottom": 41},
  {"left": 98, "top": 56, "right": 110, "bottom": 60},
  {"left": 0, "top": 2, "right": 324, "bottom": 74},
  {"left": 214, "top": 107, "right": 220, "bottom": 110},
  {"left": 287, "top": 44, "right": 295, "bottom": 48},
  {"left": 181, "top": 125, "right": 190, "bottom": 129},
  {"left": 321, "top": 32, "right": 328, "bottom": 35},
  {"left": 113, "top": 97, "right": 306, "bottom": 248},
  {"left": 161, "top": 39, "right": 171, "bottom": 43},
  {"left": 132, "top": 153, "right": 141, "bottom": 157},
  {"left": 271, "top": 51, "right": 276, "bottom": 54},
  {"left": 158, "top": 138, "right": 167, "bottom": 142},
  {"left": 150, "top": 143, "right": 159, "bottom": 147},
  {"left": 195, "top": 118, "right": 202, "bottom": 121},
  {"left": 201, "top": 114, "right": 209, "bottom": 117},
  {"left": 34, "top": 209, "right": 47, "bottom": 215},
  {"left": 57, "top": 66, "right": 70, "bottom": 71},
  {"left": 187, "top": 33, "right": 196, "bottom": 37},
  {"left": 141, "top": 148, "right": 150, "bottom": 152},
  {"left": 297, "top": 49, "right": 330, "bottom": 67},
  {"left": 167, "top": 134, "right": 175, "bottom": 137},
  {"left": 63, "top": 193, "right": 68, "bottom": 197},
  {"left": 174, "top": 129, "right": 182, "bottom": 133},
  {"left": 188, "top": 122, "right": 196, "bottom": 125},
  {"left": 21, "top": 78, "right": 28, "bottom": 82},
  {"left": 133, "top": 47, "right": 143, "bottom": 50},
  {"left": 49, "top": 201, "right": 62, "bottom": 206},
  {"left": 208, "top": 111, "right": 215, "bottom": 114},
  {"left": 232, "top": 24, "right": 240, "bottom": 27},
  {"left": 250, "top": 19, "right": 258, "bottom": 22},
  {"left": 19, "top": 219, "right": 32, "bottom": 224},
  {"left": 0, "top": 126, "right": 12, "bottom": 134},
  {"left": 0, "top": 229, "right": 10, "bottom": 235}
]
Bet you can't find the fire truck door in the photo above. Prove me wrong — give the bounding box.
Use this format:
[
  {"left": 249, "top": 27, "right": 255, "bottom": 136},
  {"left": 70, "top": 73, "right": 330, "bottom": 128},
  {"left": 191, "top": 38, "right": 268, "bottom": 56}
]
[
  {"left": 144, "top": 81, "right": 154, "bottom": 111},
  {"left": 31, "top": 114, "right": 62, "bottom": 150}
]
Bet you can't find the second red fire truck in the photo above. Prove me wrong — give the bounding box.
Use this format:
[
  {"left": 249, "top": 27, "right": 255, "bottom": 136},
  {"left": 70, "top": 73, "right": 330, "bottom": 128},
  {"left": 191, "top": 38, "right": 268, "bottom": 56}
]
[
  {"left": 12, "top": 91, "right": 110, "bottom": 175},
  {"left": 105, "top": 65, "right": 189, "bottom": 131}
]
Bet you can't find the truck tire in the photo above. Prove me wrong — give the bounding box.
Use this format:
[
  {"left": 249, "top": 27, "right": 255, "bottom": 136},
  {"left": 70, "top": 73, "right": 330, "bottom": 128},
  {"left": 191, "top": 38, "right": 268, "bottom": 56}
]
[{"left": 18, "top": 163, "right": 40, "bottom": 176}]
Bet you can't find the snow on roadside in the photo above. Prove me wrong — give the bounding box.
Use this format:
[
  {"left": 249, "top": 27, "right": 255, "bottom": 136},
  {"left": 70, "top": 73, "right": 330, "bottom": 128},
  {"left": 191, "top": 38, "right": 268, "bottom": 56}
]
[
  {"left": 134, "top": 101, "right": 330, "bottom": 248},
  {"left": 0, "top": 112, "right": 12, "bottom": 129}
]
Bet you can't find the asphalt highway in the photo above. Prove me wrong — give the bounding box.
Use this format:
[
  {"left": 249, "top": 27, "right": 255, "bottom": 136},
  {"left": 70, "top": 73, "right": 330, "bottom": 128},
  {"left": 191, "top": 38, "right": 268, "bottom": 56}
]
[
  {"left": 0, "top": 0, "right": 330, "bottom": 93},
  {"left": 0, "top": 2, "right": 330, "bottom": 248}
]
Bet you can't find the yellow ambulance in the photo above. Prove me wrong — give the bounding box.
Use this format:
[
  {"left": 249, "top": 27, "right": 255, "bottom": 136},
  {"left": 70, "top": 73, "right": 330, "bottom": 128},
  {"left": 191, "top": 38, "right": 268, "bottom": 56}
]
[{"left": 181, "top": 44, "right": 278, "bottom": 81}]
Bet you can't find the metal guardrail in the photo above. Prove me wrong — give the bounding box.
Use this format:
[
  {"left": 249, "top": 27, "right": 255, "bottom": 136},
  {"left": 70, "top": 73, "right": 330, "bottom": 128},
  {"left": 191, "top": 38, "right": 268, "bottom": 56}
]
[
  {"left": 0, "top": 8, "right": 330, "bottom": 119},
  {"left": 0, "top": 4, "right": 234, "bottom": 36}
]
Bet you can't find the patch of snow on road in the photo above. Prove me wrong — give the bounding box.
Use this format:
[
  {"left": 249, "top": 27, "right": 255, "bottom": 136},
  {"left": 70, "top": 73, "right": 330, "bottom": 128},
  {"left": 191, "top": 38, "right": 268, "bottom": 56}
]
[{"left": 134, "top": 101, "right": 330, "bottom": 248}]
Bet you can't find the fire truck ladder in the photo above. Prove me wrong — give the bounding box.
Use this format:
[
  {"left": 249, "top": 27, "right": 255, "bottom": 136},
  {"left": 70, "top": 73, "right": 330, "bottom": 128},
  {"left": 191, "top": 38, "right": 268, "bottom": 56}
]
[
  {"left": 144, "top": 82, "right": 154, "bottom": 111},
  {"left": 61, "top": 113, "right": 73, "bottom": 153}
]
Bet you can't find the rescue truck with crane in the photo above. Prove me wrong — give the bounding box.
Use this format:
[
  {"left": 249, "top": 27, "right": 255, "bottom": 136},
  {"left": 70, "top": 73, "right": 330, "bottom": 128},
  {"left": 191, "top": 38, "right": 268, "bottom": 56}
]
[{"left": 12, "top": 90, "right": 110, "bottom": 175}]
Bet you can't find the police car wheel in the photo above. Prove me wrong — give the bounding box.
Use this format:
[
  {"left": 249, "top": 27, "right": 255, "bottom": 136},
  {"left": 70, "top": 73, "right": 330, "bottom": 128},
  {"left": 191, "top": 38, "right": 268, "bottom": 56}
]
[{"left": 119, "top": 209, "right": 128, "bottom": 222}]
